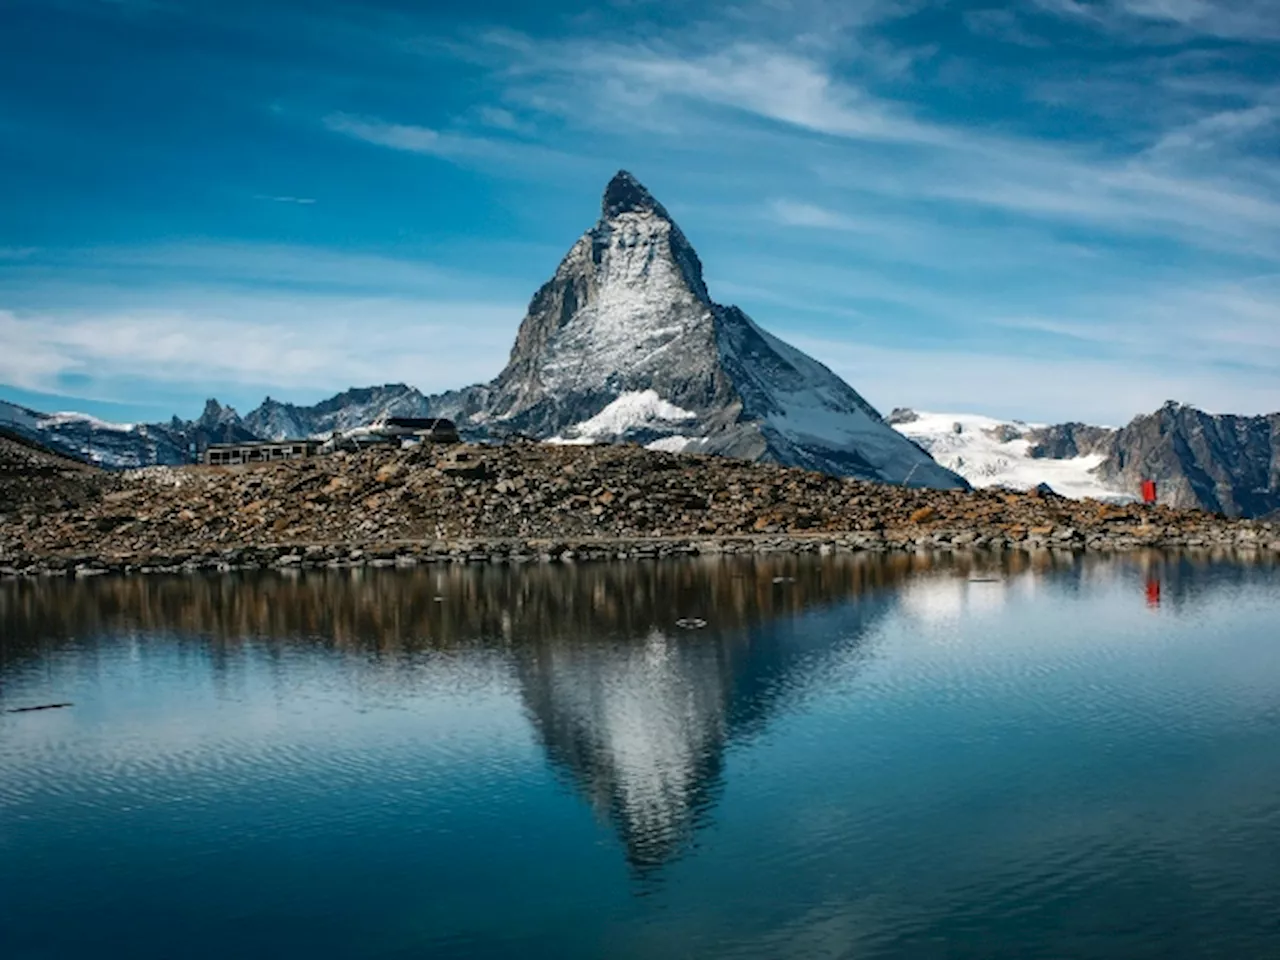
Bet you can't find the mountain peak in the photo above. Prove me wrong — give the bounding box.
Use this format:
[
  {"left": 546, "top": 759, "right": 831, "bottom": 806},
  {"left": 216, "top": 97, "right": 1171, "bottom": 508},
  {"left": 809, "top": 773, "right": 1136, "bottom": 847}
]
[
  {"left": 602, "top": 170, "right": 668, "bottom": 220},
  {"left": 452, "top": 169, "right": 965, "bottom": 490},
  {"left": 197, "top": 398, "right": 241, "bottom": 428}
]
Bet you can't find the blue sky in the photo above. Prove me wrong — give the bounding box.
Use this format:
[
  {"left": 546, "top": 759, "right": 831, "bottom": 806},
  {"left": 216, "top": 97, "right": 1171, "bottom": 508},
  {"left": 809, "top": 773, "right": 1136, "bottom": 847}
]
[{"left": 1, "top": 0, "right": 1278, "bottom": 425}]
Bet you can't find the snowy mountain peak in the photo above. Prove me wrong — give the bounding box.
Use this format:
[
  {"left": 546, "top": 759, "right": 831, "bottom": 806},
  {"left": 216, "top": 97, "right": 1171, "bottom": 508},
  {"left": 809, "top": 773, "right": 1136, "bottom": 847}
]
[{"left": 425, "top": 172, "right": 965, "bottom": 489}]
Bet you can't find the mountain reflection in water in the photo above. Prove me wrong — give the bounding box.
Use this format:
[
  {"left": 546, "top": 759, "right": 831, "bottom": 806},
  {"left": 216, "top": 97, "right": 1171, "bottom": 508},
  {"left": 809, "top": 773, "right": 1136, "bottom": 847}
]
[{"left": 1, "top": 549, "right": 1275, "bottom": 876}]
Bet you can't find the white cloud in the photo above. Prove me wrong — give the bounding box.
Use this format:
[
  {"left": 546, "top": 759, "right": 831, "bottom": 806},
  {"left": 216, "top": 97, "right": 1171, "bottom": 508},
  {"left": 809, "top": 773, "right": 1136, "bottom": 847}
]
[
  {"left": 787, "top": 333, "right": 1280, "bottom": 424},
  {"left": 476, "top": 105, "right": 524, "bottom": 131},
  {"left": 1036, "top": 0, "right": 1280, "bottom": 40},
  {"left": 770, "top": 199, "right": 871, "bottom": 231},
  {"left": 1146, "top": 105, "right": 1280, "bottom": 162},
  {"left": 779, "top": 272, "right": 1280, "bottom": 421},
  {"left": 0, "top": 296, "right": 520, "bottom": 400},
  {"left": 322, "top": 110, "right": 583, "bottom": 174},
  {"left": 447, "top": 33, "right": 1280, "bottom": 259},
  {"left": 594, "top": 44, "right": 944, "bottom": 143},
  {"left": 0, "top": 242, "right": 477, "bottom": 297},
  {"left": 474, "top": 37, "right": 950, "bottom": 146},
  {"left": 254, "top": 194, "right": 318, "bottom": 204},
  {"left": 324, "top": 113, "right": 470, "bottom": 157}
]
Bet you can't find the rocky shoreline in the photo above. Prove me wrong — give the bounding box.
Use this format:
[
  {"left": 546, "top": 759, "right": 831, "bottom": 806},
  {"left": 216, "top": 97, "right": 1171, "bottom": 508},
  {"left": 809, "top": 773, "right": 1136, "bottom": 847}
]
[{"left": 3, "top": 440, "right": 1278, "bottom": 579}]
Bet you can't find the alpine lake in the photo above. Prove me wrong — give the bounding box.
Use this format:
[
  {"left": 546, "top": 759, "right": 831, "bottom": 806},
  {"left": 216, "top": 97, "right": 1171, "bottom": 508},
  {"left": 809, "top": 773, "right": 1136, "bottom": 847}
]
[{"left": 3, "top": 549, "right": 1279, "bottom": 960}]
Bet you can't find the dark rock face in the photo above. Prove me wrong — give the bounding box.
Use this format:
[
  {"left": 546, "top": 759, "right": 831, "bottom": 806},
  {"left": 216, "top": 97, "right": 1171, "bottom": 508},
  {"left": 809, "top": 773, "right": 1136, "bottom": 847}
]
[
  {"left": 186, "top": 400, "right": 260, "bottom": 451},
  {"left": 1026, "top": 422, "right": 1116, "bottom": 460},
  {"left": 0, "top": 429, "right": 114, "bottom": 509},
  {"left": 427, "top": 171, "right": 964, "bottom": 490},
  {"left": 1094, "top": 402, "right": 1280, "bottom": 518},
  {"left": 601, "top": 169, "right": 668, "bottom": 220}
]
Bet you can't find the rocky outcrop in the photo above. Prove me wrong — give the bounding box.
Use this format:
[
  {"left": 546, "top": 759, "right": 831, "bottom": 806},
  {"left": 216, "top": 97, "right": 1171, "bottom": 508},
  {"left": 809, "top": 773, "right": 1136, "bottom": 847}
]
[
  {"left": 2, "top": 442, "right": 1275, "bottom": 577},
  {"left": 1094, "top": 402, "right": 1280, "bottom": 517},
  {"left": 1026, "top": 422, "right": 1116, "bottom": 460}
]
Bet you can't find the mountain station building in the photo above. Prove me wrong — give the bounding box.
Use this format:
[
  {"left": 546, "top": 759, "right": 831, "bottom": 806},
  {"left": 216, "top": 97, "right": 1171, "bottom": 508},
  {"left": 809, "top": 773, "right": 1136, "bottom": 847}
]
[{"left": 204, "top": 439, "right": 321, "bottom": 466}]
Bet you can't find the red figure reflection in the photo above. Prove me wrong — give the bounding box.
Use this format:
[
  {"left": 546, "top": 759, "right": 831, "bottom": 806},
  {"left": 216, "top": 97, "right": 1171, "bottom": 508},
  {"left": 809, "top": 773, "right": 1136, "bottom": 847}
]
[{"left": 1146, "top": 578, "right": 1161, "bottom": 608}]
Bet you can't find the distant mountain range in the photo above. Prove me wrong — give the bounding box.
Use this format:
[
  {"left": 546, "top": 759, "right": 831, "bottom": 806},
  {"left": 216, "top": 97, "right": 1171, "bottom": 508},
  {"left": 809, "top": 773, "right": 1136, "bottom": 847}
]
[{"left": 2, "top": 171, "right": 1277, "bottom": 518}]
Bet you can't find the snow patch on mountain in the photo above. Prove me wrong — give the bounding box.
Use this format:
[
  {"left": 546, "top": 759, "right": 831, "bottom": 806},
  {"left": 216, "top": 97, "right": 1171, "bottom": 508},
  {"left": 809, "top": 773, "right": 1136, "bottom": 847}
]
[
  {"left": 551, "top": 390, "right": 696, "bottom": 445},
  {"left": 40, "top": 411, "right": 136, "bottom": 432},
  {"left": 644, "top": 435, "right": 706, "bottom": 454},
  {"left": 892, "top": 411, "right": 1130, "bottom": 501}
]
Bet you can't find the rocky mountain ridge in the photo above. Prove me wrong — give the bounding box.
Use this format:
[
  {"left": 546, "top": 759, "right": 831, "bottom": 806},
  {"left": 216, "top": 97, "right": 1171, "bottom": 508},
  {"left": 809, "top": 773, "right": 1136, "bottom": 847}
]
[
  {"left": 0, "top": 388, "right": 430, "bottom": 469},
  {"left": 1094, "top": 402, "right": 1280, "bottom": 518},
  {"left": 0, "top": 397, "right": 259, "bottom": 469},
  {"left": 241, "top": 385, "right": 434, "bottom": 440}
]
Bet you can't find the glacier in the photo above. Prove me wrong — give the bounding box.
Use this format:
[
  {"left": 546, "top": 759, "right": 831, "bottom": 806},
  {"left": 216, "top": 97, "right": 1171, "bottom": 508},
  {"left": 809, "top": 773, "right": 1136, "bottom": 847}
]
[{"left": 890, "top": 410, "right": 1132, "bottom": 501}]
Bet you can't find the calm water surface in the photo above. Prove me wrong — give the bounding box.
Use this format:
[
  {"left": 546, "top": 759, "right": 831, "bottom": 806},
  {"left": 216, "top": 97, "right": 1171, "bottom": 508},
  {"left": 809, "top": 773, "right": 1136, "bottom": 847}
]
[{"left": 2, "top": 551, "right": 1279, "bottom": 959}]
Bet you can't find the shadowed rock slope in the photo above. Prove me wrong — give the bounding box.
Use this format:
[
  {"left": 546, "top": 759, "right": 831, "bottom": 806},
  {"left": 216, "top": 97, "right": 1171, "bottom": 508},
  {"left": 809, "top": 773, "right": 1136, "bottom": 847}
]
[
  {"left": 0, "top": 429, "right": 117, "bottom": 511},
  {"left": 1094, "top": 402, "right": 1280, "bottom": 518}
]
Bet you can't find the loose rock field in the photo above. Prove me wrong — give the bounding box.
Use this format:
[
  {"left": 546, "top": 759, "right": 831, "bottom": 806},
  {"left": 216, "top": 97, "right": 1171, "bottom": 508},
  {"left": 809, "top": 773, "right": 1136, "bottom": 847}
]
[{"left": 2, "top": 441, "right": 1277, "bottom": 577}]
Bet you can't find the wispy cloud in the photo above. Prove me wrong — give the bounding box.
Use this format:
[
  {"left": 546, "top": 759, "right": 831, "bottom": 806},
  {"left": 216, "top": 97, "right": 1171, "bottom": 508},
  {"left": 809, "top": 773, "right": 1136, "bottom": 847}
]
[
  {"left": 588, "top": 44, "right": 945, "bottom": 144},
  {"left": 322, "top": 110, "right": 581, "bottom": 173},
  {"left": 0, "top": 296, "right": 520, "bottom": 400},
  {"left": 1034, "top": 0, "right": 1280, "bottom": 41},
  {"left": 770, "top": 200, "right": 871, "bottom": 231},
  {"left": 449, "top": 31, "right": 1280, "bottom": 258},
  {"left": 1146, "top": 104, "right": 1280, "bottom": 162},
  {"left": 0, "top": 242, "right": 484, "bottom": 298},
  {"left": 324, "top": 113, "right": 476, "bottom": 157},
  {"left": 254, "top": 194, "right": 318, "bottom": 205},
  {"left": 0, "top": 241, "right": 531, "bottom": 410},
  {"left": 789, "top": 334, "right": 1280, "bottom": 423},
  {"left": 479, "top": 37, "right": 948, "bottom": 145}
]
